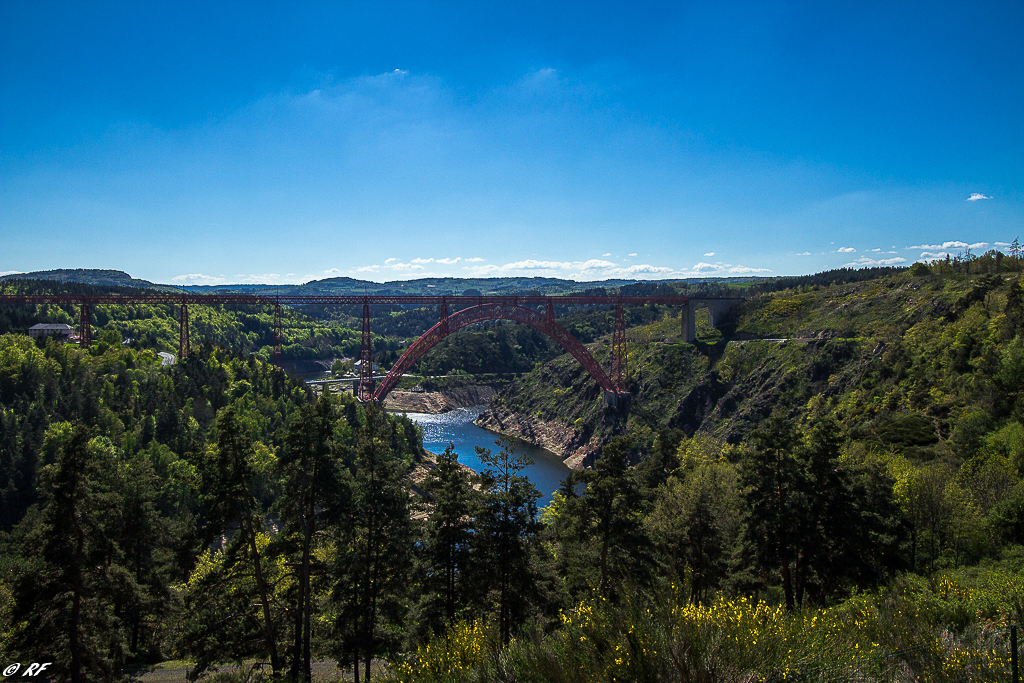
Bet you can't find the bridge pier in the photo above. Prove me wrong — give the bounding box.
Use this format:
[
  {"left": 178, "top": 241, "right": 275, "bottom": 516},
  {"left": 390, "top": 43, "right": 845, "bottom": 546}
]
[
  {"left": 682, "top": 303, "right": 697, "bottom": 342},
  {"left": 603, "top": 389, "right": 631, "bottom": 409},
  {"left": 682, "top": 299, "right": 741, "bottom": 343},
  {"left": 179, "top": 302, "right": 190, "bottom": 359},
  {"left": 358, "top": 299, "right": 375, "bottom": 401},
  {"left": 79, "top": 302, "right": 91, "bottom": 348}
]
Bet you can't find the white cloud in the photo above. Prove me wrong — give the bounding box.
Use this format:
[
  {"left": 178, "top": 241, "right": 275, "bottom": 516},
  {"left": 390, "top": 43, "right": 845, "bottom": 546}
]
[
  {"left": 837, "top": 247, "right": 856, "bottom": 253},
  {"left": 172, "top": 273, "right": 227, "bottom": 285},
  {"left": 460, "top": 257, "right": 682, "bottom": 280},
  {"left": 411, "top": 257, "right": 434, "bottom": 264},
  {"left": 692, "top": 262, "right": 725, "bottom": 272},
  {"left": 844, "top": 256, "right": 908, "bottom": 268},
  {"left": 355, "top": 265, "right": 381, "bottom": 272},
  {"left": 919, "top": 252, "right": 949, "bottom": 261},
  {"left": 464, "top": 257, "right": 485, "bottom": 262},
  {"left": 384, "top": 257, "right": 399, "bottom": 265},
  {"left": 436, "top": 257, "right": 461, "bottom": 265},
  {"left": 464, "top": 264, "right": 500, "bottom": 276},
  {"left": 576, "top": 259, "right": 617, "bottom": 270},
  {"left": 996, "top": 242, "right": 1012, "bottom": 247},
  {"left": 796, "top": 252, "right": 811, "bottom": 256},
  {"left": 602, "top": 253, "right": 612, "bottom": 257},
  {"left": 704, "top": 252, "right": 715, "bottom": 257},
  {"left": 729, "top": 265, "right": 772, "bottom": 274},
  {"left": 0, "top": 270, "right": 23, "bottom": 276},
  {"left": 628, "top": 253, "right": 638, "bottom": 257},
  {"left": 322, "top": 268, "right": 342, "bottom": 275},
  {"left": 967, "top": 193, "right": 992, "bottom": 201},
  {"left": 502, "top": 259, "right": 574, "bottom": 270},
  {"left": 908, "top": 240, "right": 989, "bottom": 251}
]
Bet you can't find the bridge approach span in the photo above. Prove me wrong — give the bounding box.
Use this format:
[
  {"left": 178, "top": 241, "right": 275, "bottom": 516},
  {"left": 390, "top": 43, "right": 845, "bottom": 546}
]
[{"left": 0, "top": 293, "right": 745, "bottom": 401}]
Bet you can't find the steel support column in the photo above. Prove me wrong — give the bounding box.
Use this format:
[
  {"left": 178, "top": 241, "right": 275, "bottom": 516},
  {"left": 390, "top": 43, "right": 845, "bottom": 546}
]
[
  {"left": 612, "top": 304, "right": 626, "bottom": 392},
  {"left": 440, "top": 296, "right": 449, "bottom": 336},
  {"left": 545, "top": 300, "right": 554, "bottom": 332},
  {"left": 79, "top": 301, "right": 91, "bottom": 349},
  {"left": 179, "top": 301, "right": 190, "bottom": 360},
  {"left": 358, "top": 299, "right": 374, "bottom": 401},
  {"left": 273, "top": 304, "right": 283, "bottom": 367}
]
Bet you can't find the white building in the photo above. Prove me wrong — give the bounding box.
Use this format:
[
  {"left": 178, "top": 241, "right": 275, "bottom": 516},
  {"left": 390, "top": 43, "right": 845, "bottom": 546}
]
[{"left": 28, "top": 323, "right": 74, "bottom": 340}]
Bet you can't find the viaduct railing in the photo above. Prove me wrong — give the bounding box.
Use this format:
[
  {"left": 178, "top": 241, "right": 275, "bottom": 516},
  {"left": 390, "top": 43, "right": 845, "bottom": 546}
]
[{"left": 0, "top": 293, "right": 742, "bottom": 403}]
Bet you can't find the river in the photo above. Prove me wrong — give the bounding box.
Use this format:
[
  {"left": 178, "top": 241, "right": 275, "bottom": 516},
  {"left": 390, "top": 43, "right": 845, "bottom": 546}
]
[{"left": 400, "top": 406, "right": 570, "bottom": 508}]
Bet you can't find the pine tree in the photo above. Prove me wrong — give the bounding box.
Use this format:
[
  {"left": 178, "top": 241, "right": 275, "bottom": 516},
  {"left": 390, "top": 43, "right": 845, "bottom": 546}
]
[
  {"left": 474, "top": 434, "right": 542, "bottom": 644},
  {"left": 330, "top": 405, "right": 413, "bottom": 683},
  {"left": 740, "top": 413, "right": 803, "bottom": 610},
  {"left": 196, "top": 405, "right": 281, "bottom": 674},
  {"left": 5, "top": 424, "right": 121, "bottom": 682},
  {"left": 553, "top": 437, "right": 653, "bottom": 600},
  {"left": 276, "top": 395, "right": 351, "bottom": 682},
  {"left": 413, "top": 442, "right": 476, "bottom": 639}
]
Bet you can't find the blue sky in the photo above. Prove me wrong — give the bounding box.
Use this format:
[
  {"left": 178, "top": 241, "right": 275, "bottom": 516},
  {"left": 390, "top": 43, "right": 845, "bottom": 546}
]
[{"left": 2, "top": 1, "right": 1021, "bottom": 284}]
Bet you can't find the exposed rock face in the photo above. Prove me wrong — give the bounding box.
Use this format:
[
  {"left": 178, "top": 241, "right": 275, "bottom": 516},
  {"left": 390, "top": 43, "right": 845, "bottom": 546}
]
[
  {"left": 473, "top": 405, "right": 601, "bottom": 469},
  {"left": 384, "top": 384, "right": 500, "bottom": 414}
]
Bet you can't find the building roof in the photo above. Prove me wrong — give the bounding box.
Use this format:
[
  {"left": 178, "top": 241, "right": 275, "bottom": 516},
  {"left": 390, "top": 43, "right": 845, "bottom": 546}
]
[{"left": 29, "top": 323, "right": 74, "bottom": 330}]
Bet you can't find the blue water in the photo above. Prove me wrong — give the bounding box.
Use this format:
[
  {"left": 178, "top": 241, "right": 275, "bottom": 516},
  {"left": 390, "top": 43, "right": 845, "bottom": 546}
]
[{"left": 399, "top": 406, "right": 571, "bottom": 508}]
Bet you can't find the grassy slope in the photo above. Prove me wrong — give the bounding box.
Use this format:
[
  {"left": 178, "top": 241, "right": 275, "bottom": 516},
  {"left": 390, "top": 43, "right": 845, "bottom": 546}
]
[{"left": 497, "top": 270, "right": 1023, "bottom": 461}]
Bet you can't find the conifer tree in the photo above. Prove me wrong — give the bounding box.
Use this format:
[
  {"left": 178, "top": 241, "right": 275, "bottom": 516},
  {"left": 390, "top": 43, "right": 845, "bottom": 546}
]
[
  {"left": 553, "top": 437, "right": 653, "bottom": 600},
  {"left": 276, "top": 395, "right": 351, "bottom": 682},
  {"left": 740, "top": 413, "right": 803, "bottom": 610},
  {"left": 474, "top": 434, "right": 541, "bottom": 644},
  {"left": 5, "top": 424, "right": 121, "bottom": 682},
  {"left": 413, "top": 442, "right": 476, "bottom": 639},
  {"left": 197, "top": 405, "right": 281, "bottom": 674},
  {"left": 331, "top": 405, "right": 413, "bottom": 683}
]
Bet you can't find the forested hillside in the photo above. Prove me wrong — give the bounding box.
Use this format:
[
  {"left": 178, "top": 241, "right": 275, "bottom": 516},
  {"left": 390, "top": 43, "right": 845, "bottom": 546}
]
[{"left": 3, "top": 259, "right": 1024, "bottom": 681}]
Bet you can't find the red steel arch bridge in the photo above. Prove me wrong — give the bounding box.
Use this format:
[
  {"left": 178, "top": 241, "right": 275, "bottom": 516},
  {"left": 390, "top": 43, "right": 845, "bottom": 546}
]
[{"left": 0, "top": 293, "right": 741, "bottom": 403}]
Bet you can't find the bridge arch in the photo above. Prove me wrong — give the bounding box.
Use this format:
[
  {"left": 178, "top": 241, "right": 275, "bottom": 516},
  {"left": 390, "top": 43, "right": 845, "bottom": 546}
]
[{"left": 371, "top": 303, "right": 617, "bottom": 403}]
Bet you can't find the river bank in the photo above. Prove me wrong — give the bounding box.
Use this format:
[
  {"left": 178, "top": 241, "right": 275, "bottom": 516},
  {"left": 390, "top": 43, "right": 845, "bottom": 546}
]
[
  {"left": 473, "top": 405, "right": 602, "bottom": 470},
  {"left": 384, "top": 384, "right": 499, "bottom": 414}
]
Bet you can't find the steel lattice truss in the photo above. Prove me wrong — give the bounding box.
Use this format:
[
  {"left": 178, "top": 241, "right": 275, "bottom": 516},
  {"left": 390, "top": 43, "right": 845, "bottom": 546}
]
[{"left": 0, "top": 292, "right": 743, "bottom": 403}]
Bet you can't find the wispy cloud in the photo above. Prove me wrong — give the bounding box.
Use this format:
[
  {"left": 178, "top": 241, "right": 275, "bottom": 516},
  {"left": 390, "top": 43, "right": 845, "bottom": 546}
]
[
  {"left": 602, "top": 253, "right": 612, "bottom": 257},
  {"left": 172, "top": 273, "right": 227, "bottom": 285},
  {"left": 837, "top": 247, "right": 856, "bottom": 253},
  {"left": 908, "top": 240, "right": 989, "bottom": 250},
  {"left": 843, "top": 256, "right": 907, "bottom": 268},
  {"left": 729, "top": 265, "right": 772, "bottom": 274},
  {"left": 796, "top": 252, "right": 811, "bottom": 256},
  {"left": 967, "top": 193, "right": 992, "bottom": 201},
  {"left": 436, "top": 257, "right": 461, "bottom": 265},
  {"left": 704, "top": 252, "right": 715, "bottom": 257},
  {"left": 628, "top": 253, "right": 638, "bottom": 257},
  {"left": 692, "top": 262, "right": 725, "bottom": 272},
  {"left": 464, "top": 257, "right": 485, "bottom": 262}
]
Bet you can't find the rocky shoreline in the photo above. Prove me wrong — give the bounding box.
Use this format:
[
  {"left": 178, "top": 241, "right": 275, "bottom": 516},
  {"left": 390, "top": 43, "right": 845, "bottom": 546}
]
[
  {"left": 384, "top": 384, "right": 500, "bottom": 414},
  {"left": 472, "top": 405, "right": 602, "bottom": 469}
]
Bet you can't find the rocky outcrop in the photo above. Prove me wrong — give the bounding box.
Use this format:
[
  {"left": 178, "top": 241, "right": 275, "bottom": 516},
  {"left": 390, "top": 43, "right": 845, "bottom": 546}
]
[
  {"left": 385, "top": 384, "right": 500, "bottom": 414},
  {"left": 473, "top": 405, "right": 601, "bottom": 469}
]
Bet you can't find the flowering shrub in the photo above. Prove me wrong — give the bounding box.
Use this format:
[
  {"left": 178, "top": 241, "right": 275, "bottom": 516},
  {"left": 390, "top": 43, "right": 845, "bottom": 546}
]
[{"left": 386, "top": 571, "right": 1022, "bottom": 683}]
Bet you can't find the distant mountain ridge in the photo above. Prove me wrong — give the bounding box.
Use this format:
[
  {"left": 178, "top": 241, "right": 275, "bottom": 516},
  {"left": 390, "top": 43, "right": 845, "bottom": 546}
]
[
  {"left": 1, "top": 269, "right": 769, "bottom": 296},
  {"left": 0, "top": 269, "right": 178, "bottom": 292}
]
